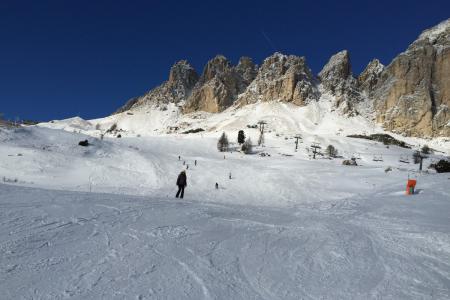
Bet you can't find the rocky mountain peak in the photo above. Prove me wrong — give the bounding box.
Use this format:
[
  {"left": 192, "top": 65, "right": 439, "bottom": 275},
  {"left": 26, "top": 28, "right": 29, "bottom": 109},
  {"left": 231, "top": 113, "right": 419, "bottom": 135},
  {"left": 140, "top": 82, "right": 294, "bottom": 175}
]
[
  {"left": 415, "top": 19, "right": 450, "bottom": 45},
  {"left": 114, "top": 60, "right": 199, "bottom": 113},
  {"left": 319, "top": 50, "right": 361, "bottom": 114},
  {"left": 235, "top": 56, "right": 258, "bottom": 85},
  {"left": 358, "top": 59, "right": 384, "bottom": 93},
  {"left": 200, "top": 55, "right": 232, "bottom": 83},
  {"left": 237, "top": 56, "right": 255, "bottom": 68},
  {"left": 371, "top": 18, "right": 450, "bottom": 137},
  {"left": 168, "top": 60, "right": 199, "bottom": 89},
  {"left": 236, "top": 52, "right": 320, "bottom": 107},
  {"left": 183, "top": 55, "right": 246, "bottom": 113},
  {"left": 259, "top": 52, "right": 305, "bottom": 78},
  {"left": 114, "top": 19, "right": 449, "bottom": 137},
  {"left": 319, "top": 50, "right": 352, "bottom": 84}
]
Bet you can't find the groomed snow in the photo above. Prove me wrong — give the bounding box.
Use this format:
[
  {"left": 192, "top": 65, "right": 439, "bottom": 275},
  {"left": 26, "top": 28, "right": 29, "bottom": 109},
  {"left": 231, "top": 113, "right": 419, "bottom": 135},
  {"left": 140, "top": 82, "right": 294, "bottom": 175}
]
[{"left": 1, "top": 173, "right": 450, "bottom": 298}]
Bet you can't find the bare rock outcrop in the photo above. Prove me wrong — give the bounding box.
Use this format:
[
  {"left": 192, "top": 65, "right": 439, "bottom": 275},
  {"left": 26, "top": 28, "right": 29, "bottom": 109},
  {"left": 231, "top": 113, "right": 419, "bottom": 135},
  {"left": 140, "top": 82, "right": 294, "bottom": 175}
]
[
  {"left": 318, "top": 50, "right": 361, "bottom": 114},
  {"left": 372, "top": 19, "right": 450, "bottom": 136},
  {"left": 236, "top": 53, "right": 319, "bottom": 107},
  {"left": 113, "top": 19, "right": 449, "bottom": 137},
  {"left": 183, "top": 55, "right": 257, "bottom": 113},
  {"left": 358, "top": 59, "right": 384, "bottom": 94},
  {"left": 115, "top": 60, "right": 199, "bottom": 113}
]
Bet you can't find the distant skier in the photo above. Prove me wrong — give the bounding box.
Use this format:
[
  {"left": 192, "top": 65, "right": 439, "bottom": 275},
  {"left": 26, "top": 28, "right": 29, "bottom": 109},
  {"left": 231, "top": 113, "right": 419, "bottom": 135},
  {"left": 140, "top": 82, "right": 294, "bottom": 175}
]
[
  {"left": 215, "top": 182, "right": 219, "bottom": 189},
  {"left": 176, "top": 171, "right": 187, "bottom": 199},
  {"left": 178, "top": 155, "right": 181, "bottom": 161},
  {"left": 229, "top": 172, "right": 232, "bottom": 179},
  {"left": 194, "top": 160, "right": 197, "bottom": 166},
  {"left": 186, "top": 164, "right": 189, "bottom": 170}
]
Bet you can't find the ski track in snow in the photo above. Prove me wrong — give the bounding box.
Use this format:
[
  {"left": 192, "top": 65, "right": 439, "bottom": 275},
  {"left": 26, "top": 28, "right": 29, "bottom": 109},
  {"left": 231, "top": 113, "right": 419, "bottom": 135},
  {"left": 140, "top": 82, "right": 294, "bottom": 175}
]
[
  {"left": 0, "top": 122, "right": 450, "bottom": 299},
  {"left": 1, "top": 182, "right": 450, "bottom": 299}
]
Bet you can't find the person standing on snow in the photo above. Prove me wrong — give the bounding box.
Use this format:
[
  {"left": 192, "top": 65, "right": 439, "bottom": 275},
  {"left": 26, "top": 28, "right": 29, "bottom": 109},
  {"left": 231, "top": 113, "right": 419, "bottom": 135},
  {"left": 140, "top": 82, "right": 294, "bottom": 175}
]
[{"left": 176, "top": 170, "right": 187, "bottom": 198}]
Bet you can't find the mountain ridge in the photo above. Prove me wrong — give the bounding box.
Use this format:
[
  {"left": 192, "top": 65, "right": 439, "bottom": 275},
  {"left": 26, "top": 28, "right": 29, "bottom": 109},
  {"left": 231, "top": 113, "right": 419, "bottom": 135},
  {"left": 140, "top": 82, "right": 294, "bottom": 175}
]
[{"left": 116, "top": 19, "right": 450, "bottom": 137}]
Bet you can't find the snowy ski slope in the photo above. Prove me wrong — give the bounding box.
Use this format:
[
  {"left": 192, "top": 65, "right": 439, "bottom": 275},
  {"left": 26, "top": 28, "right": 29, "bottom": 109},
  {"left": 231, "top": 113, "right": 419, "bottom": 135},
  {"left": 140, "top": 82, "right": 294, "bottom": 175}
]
[{"left": 1, "top": 102, "right": 450, "bottom": 299}]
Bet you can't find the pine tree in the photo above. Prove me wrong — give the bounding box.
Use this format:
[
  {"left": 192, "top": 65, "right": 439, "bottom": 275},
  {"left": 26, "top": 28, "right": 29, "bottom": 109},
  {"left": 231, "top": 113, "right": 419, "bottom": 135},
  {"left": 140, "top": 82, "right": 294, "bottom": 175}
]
[
  {"left": 421, "top": 145, "right": 430, "bottom": 154},
  {"left": 237, "top": 130, "right": 245, "bottom": 145},
  {"left": 326, "top": 145, "right": 338, "bottom": 158},
  {"left": 241, "top": 138, "right": 253, "bottom": 154},
  {"left": 217, "top": 132, "right": 229, "bottom": 152}
]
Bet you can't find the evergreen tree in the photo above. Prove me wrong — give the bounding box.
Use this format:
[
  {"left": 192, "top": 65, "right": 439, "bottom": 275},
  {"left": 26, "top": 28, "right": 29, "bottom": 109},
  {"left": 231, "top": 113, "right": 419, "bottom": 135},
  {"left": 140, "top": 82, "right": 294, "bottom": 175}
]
[
  {"left": 326, "top": 145, "right": 338, "bottom": 158},
  {"left": 421, "top": 145, "right": 430, "bottom": 154},
  {"left": 241, "top": 138, "right": 253, "bottom": 154},
  {"left": 217, "top": 132, "right": 229, "bottom": 152},
  {"left": 237, "top": 130, "right": 245, "bottom": 145}
]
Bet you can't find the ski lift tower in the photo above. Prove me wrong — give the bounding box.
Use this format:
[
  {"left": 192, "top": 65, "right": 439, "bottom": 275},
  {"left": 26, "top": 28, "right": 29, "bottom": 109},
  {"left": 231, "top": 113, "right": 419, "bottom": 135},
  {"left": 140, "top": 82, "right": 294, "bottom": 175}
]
[
  {"left": 419, "top": 152, "right": 427, "bottom": 171},
  {"left": 310, "top": 142, "right": 321, "bottom": 159},
  {"left": 257, "top": 120, "right": 267, "bottom": 134},
  {"left": 294, "top": 134, "right": 302, "bottom": 151},
  {"left": 257, "top": 120, "right": 267, "bottom": 146}
]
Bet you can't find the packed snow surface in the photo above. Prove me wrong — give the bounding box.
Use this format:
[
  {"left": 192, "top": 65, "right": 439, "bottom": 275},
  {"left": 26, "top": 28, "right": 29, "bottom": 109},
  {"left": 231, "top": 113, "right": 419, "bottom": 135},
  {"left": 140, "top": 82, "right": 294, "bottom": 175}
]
[{"left": 1, "top": 103, "right": 450, "bottom": 299}]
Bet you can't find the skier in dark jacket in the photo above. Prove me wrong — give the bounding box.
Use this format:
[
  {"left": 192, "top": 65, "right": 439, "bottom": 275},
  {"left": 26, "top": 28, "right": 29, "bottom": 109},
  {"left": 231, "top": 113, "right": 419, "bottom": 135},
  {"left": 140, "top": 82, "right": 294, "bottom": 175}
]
[{"left": 176, "top": 171, "right": 187, "bottom": 198}]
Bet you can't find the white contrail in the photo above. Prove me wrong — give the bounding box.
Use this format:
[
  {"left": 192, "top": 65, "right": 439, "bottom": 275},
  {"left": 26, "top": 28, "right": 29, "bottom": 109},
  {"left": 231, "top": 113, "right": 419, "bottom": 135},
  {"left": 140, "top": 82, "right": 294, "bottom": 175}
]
[{"left": 260, "top": 29, "right": 277, "bottom": 52}]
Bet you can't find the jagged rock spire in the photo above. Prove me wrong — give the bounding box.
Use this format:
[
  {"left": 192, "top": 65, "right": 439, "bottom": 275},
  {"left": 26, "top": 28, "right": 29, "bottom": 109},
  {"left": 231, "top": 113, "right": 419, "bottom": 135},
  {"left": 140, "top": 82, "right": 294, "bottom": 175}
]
[
  {"left": 237, "top": 52, "right": 319, "bottom": 107},
  {"left": 168, "top": 60, "right": 199, "bottom": 89},
  {"left": 319, "top": 50, "right": 361, "bottom": 114},
  {"left": 183, "top": 55, "right": 246, "bottom": 113},
  {"left": 114, "top": 18, "right": 450, "bottom": 137},
  {"left": 114, "top": 60, "right": 199, "bottom": 113},
  {"left": 358, "top": 59, "right": 384, "bottom": 93}
]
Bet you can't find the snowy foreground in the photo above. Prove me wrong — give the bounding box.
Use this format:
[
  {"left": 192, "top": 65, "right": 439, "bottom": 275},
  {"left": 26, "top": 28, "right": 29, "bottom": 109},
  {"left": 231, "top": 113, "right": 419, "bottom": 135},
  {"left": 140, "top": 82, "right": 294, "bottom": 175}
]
[
  {"left": 1, "top": 114, "right": 450, "bottom": 298},
  {"left": 1, "top": 179, "right": 450, "bottom": 299}
]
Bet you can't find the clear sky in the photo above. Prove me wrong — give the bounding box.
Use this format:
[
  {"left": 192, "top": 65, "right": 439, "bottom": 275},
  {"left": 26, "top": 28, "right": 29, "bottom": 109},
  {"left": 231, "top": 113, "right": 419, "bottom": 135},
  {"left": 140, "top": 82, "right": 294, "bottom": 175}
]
[{"left": 1, "top": 0, "right": 449, "bottom": 121}]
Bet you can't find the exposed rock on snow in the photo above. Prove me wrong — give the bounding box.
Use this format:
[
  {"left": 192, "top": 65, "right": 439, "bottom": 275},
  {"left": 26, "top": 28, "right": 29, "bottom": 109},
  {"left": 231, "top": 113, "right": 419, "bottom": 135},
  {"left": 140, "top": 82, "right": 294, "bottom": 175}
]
[
  {"left": 358, "top": 59, "right": 384, "bottom": 93},
  {"left": 113, "top": 19, "right": 450, "bottom": 137},
  {"left": 116, "top": 60, "right": 199, "bottom": 113},
  {"left": 236, "top": 52, "right": 320, "bottom": 107},
  {"left": 235, "top": 56, "right": 258, "bottom": 87},
  {"left": 183, "top": 55, "right": 255, "bottom": 113},
  {"left": 372, "top": 19, "right": 450, "bottom": 137},
  {"left": 318, "top": 50, "right": 362, "bottom": 115}
]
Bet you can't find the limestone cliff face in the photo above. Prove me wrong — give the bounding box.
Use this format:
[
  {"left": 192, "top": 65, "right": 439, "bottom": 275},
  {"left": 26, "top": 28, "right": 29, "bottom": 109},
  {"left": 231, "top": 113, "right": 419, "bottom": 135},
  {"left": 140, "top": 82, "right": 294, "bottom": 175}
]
[
  {"left": 318, "top": 50, "right": 362, "bottom": 114},
  {"left": 358, "top": 59, "right": 384, "bottom": 94},
  {"left": 115, "top": 19, "right": 449, "bottom": 137},
  {"left": 183, "top": 55, "right": 257, "bottom": 113},
  {"left": 372, "top": 19, "right": 450, "bottom": 136},
  {"left": 115, "top": 60, "right": 199, "bottom": 113},
  {"left": 237, "top": 53, "right": 319, "bottom": 107}
]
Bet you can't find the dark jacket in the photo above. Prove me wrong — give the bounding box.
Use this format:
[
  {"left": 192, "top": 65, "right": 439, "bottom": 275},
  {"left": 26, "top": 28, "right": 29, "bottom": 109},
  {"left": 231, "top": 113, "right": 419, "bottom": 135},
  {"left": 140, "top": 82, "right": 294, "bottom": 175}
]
[{"left": 177, "top": 172, "right": 187, "bottom": 187}]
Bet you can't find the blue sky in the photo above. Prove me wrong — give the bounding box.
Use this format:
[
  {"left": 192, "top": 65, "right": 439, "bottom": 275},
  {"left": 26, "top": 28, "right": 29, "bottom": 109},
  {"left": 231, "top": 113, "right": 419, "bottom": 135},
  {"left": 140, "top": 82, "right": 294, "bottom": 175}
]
[{"left": 0, "top": 0, "right": 449, "bottom": 121}]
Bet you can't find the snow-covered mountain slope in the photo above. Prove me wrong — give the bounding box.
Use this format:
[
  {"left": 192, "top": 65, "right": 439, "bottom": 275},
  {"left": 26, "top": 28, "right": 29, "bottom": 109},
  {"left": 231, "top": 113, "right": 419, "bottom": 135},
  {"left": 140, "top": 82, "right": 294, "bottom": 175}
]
[
  {"left": 107, "top": 19, "right": 449, "bottom": 137},
  {"left": 1, "top": 119, "right": 449, "bottom": 207},
  {"left": 1, "top": 124, "right": 450, "bottom": 298},
  {"left": 39, "top": 100, "right": 450, "bottom": 154}
]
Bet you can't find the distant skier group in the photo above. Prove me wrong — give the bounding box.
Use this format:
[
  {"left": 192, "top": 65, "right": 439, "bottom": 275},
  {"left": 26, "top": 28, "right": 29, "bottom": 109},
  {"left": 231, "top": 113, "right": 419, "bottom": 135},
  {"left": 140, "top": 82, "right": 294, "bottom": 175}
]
[{"left": 176, "top": 154, "right": 228, "bottom": 199}]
